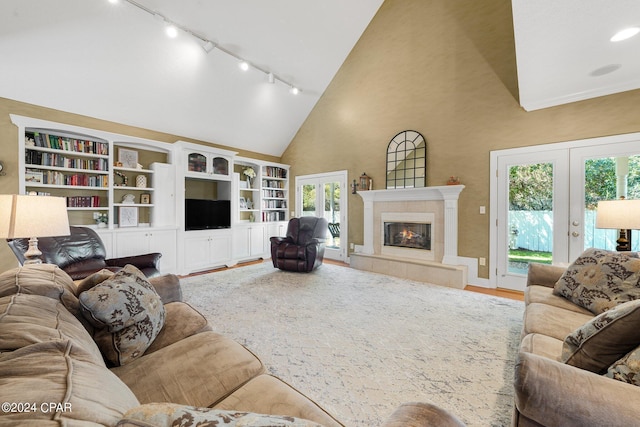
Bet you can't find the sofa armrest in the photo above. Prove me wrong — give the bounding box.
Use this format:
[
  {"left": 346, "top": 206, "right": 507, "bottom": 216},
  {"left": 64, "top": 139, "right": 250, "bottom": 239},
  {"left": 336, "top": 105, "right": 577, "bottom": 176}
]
[
  {"left": 515, "top": 352, "right": 640, "bottom": 427},
  {"left": 526, "top": 263, "right": 565, "bottom": 288},
  {"left": 148, "top": 274, "right": 183, "bottom": 304},
  {"left": 106, "top": 253, "right": 162, "bottom": 269},
  {"left": 380, "top": 402, "right": 466, "bottom": 427}
]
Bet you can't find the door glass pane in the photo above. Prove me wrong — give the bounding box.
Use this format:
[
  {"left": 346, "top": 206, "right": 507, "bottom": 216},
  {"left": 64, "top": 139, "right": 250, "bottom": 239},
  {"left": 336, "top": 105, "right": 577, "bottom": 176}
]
[
  {"left": 585, "top": 155, "right": 640, "bottom": 251},
  {"left": 508, "top": 163, "right": 554, "bottom": 274},
  {"left": 324, "top": 182, "right": 341, "bottom": 249},
  {"left": 302, "top": 184, "right": 316, "bottom": 217}
]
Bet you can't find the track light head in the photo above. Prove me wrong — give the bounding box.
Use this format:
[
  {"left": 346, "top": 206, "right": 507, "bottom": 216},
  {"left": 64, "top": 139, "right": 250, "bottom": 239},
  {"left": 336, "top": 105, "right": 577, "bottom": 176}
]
[
  {"left": 239, "top": 61, "right": 250, "bottom": 72},
  {"left": 267, "top": 73, "right": 275, "bottom": 84},
  {"left": 290, "top": 86, "right": 300, "bottom": 95},
  {"left": 202, "top": 41, "right": 216, "bottom": 53}
]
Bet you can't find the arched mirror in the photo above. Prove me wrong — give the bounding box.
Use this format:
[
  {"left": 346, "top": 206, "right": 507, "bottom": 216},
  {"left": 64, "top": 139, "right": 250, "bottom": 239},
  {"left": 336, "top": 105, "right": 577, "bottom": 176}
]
[{"left": 386, "top": 130, "right": 426, "bottom": 189}]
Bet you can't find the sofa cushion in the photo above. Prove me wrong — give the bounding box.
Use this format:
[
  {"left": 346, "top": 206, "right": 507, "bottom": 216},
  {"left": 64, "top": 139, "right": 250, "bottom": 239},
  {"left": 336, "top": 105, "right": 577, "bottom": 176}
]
[
  {"left": 110, "top": 330, "right": 265, "bottom": 407},
  {"left": 554, "top": 248, "right": 640, "bottom": 314},
  {"left": 525, "top": 285, "right": 593, "bottom": 315},
  {"left": 520, "top": 333, "right": 564, "bottom": 361},
  {"left": 215, "top": 374, "right": 342, "bottom": 427},
  {"left": 116, "top": 403, "right": 323, "bottom": 427},
  {"left": 606, "top": 345, "right": 640, "bottom": 386},
  {"left": 144, "top": 301, "right": 212, "bottom": 355},
  {"left": 79, "top": 265, "right": 165, "bottom": 366},
  {"left": 0, "top": 294, "right": 104, "bottom": 365},
  {"left": 0, "top": 264, "right": 80, "bottom": 316},
  {"left": 562, "top": 299, "right": 640, "bottom": 373},
  {"left": 76, "top": 268, "right": 115, "bottom": 294},
  {"left": 0, "top": 340, "right": 139, "bottom": 425},
  {"left": 523, "top": 302, "right": 593, "bottom": 341}
]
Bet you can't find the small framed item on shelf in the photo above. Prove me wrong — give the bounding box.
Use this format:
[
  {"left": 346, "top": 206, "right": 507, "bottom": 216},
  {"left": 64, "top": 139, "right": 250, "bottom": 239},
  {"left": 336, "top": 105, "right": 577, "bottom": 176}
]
[
  {"left": 118, "top": 148, "right": 138, "bottom": 169},
  {"left": 239, "top": 197, "right": 247, "bottom": 209},
  {"left": 119, "top": 206, "right": 138, "bottom": 227},
  {"left": 25, "top": 170, "right": 43, "bottom": 184},
  {"left": 140, "top": 193, "right": 151, "bottom": 204}
]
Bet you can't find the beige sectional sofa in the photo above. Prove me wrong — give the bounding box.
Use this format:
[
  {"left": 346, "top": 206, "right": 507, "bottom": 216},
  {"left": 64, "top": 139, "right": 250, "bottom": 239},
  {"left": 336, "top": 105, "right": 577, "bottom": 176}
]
[
  {"left": 514, "top": 253, "right": 640, "bottom": 427},
  {"left": 0, "top": 263, "right": 465, "bottom": 427}
]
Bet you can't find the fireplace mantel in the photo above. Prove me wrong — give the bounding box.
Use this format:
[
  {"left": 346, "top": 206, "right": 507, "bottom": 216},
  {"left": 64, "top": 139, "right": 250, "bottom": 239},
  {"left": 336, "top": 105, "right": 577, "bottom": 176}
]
[{"left": 357, "top": 185, "right": 464, "bottom": 265}]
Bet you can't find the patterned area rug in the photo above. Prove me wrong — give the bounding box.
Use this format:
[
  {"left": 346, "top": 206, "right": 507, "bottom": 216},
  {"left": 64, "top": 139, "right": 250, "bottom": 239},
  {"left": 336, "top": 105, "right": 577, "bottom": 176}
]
[{"left": 181, "top": 262, "right": 524, "bottom": 427}]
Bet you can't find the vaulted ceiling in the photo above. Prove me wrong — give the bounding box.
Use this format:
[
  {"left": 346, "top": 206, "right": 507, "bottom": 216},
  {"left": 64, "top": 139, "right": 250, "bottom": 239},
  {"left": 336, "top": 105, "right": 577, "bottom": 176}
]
[{"left": 1, "top": 1, "right": 638, "bottom": 157}]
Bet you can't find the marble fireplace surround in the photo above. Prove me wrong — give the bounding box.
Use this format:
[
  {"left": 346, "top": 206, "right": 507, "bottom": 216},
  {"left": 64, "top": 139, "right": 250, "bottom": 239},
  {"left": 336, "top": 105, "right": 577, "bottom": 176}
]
[{"left": 351, "top": 185, "right": 467, "bottom": 289}]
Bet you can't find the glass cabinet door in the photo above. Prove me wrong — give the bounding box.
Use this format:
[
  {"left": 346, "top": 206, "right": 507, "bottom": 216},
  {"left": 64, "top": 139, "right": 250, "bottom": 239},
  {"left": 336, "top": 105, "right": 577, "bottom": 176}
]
[{"left": 187, "top": 153, "right": 207, "bottom": 173}]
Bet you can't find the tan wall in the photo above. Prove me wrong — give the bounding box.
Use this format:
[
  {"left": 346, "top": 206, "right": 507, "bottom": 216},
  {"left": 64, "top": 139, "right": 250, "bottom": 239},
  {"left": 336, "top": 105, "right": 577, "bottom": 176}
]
[
  {"left": 281, "top": 0, "right": 640, "bottom": 280},
  {"left": 0, "top": 98, "right": 279, "bottom": 273}
]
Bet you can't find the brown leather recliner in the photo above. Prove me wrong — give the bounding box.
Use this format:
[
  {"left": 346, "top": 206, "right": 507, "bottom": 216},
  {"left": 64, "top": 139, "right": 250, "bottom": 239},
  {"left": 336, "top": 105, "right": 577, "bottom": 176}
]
[
  {"left": 270, "top": 217, "right": 328, "bottom": 272},
  {"left": 7, "top": 226, "right": 162, "bottom": 280}
]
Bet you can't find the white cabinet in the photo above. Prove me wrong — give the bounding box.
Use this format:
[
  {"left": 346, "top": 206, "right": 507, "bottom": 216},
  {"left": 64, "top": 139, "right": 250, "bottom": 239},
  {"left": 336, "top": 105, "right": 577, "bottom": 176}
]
[
  {"left": 265, "top": 221, "right": 288, "bottom": 254},
  {"left": 233, "top": 224, "right": 266, "bottom": 261},
  {"left": 183, "top": 229, "right": 232, "bottom": 273},
  {"left": 184, "top": 150, "right": 232, "bottom": 181},
  {"left": 114, "top": 228, "right": 177, "bottom": 273}
]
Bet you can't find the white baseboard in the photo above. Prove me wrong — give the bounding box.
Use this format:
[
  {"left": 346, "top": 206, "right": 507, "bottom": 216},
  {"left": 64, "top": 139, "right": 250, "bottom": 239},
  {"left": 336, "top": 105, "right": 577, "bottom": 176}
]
[{"left": 456, "top": 256, "right": 492, "bottom": 288}]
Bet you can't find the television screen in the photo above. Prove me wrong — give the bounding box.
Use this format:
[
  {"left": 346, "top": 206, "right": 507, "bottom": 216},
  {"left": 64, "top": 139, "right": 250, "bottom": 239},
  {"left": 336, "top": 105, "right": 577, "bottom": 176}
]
[{"left": 185, "top": 199, "right": 231, "bottom": 230}]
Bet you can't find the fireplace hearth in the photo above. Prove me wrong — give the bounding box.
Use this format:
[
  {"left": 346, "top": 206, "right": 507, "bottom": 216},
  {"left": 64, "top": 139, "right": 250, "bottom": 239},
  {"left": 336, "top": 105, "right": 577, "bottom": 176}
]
[{"left": 384, "top": 222, "right": 431, "bottom": 250}]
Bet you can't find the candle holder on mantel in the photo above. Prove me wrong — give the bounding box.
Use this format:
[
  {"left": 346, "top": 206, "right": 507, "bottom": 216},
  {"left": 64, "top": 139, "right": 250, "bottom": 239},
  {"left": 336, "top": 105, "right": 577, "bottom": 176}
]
[
  {"left": 447, "top": 176, "right": 461, "bottom": 185},
  {"left": 359, "top": 172, "right": 372, "bottom": 191}
]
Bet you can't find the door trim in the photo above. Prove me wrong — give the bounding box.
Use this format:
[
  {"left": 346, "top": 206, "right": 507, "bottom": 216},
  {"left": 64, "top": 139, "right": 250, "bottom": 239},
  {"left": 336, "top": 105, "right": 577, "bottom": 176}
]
[
  {"left": 490, "top": 131, "right": 640, "bottom": 289},
  {"left": 295, "top": 170, "right": 348, "bottom": 262}
]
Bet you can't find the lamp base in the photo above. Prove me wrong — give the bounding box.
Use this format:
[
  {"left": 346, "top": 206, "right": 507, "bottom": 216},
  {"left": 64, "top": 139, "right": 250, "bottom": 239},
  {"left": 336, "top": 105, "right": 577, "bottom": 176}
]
[
  {"left": 23, "top": 236, "right": 43, "bottom": 264},
  {"left": 616, "top": 229, "right": 632, "bottom": 252}
]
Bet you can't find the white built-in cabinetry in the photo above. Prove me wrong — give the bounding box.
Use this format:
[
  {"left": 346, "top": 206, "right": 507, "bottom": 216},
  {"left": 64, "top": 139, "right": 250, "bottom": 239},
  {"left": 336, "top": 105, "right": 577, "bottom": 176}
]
[{"left": 11, "top": 117, "right": 291, "bottom": 276}]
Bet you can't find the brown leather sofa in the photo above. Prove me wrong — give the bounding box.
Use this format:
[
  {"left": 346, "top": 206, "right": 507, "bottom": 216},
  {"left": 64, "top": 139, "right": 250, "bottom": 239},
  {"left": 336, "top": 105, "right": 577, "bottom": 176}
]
[
  {"left": 7, "top": 226, "right": 161, "bottom": 279},
  {"left": 270, "top": 217, "right": 329, "bottom": 272}
]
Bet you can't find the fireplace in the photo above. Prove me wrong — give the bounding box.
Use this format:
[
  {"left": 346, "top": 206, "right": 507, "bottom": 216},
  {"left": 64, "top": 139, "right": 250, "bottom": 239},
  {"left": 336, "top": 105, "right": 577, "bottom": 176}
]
[
  {"left": 384, "top": 222, "right": 431, "bottom": 250},
  {"left": 380, "top": 212, "right": 434, "bottom": 261},
  {"left": 351, "top": 186, "right": 467, "bottom": 289}
]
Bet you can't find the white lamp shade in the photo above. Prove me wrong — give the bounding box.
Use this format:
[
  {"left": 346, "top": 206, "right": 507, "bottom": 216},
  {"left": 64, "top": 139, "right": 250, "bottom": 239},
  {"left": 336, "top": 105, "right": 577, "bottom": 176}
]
[
  {"left": 0, "top": 195, "right": 70, "bottom": 239},
  {"left": 596, "top": 199, "right": 640, "bottom": 230}
]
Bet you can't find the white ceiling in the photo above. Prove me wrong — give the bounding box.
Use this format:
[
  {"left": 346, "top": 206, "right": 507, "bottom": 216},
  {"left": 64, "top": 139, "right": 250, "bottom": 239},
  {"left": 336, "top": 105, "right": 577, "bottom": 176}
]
[
  {"left": 2, "top": 1, "right": 639, "bottom": 157},
  {"left": 512, "top": 0, "right": 640, "bottom": 111},
  {"left": 0, "top": 0, "right": 383, "bottom": 157}
]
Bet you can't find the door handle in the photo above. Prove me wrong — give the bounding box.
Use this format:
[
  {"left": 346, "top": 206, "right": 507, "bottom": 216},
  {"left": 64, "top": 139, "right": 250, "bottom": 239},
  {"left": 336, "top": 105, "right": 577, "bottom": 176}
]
[{"left": 572, "top": 231, "right": 580, "bottom": 237}]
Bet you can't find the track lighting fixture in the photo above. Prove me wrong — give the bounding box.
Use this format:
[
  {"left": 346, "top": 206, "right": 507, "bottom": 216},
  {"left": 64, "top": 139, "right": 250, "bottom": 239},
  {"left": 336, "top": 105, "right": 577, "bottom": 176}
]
[
  {"left": 112, "top": 0, "right": 301, "bottom": 95},
  {"left": 202, "top": 41, "right": 216, "bottom": 53}
]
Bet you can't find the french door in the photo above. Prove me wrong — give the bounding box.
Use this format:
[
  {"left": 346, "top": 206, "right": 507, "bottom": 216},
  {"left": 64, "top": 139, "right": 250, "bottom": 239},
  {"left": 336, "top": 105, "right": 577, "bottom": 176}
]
[
  {"left": 492, "top": 134, "right": 640, "bottom": 291},
  {"left": 295, "top": 171, "right": 347, "bottom": 262}
]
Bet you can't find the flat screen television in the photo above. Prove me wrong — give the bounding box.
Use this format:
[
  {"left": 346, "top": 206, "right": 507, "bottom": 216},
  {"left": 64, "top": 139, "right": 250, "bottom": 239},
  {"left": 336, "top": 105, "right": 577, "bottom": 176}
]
[{"left": 185, "top": 199, "right": 231, "bottom": 230}]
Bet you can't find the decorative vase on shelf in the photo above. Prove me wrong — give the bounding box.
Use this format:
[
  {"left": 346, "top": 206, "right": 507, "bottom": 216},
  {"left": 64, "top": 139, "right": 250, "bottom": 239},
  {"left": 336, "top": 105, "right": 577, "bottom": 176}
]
[
  {"left": 136, "top": 175, "right": 147, "bottom": 188},
  {"left": 246, "top": 177, "right": 252, "bottom": 188}
]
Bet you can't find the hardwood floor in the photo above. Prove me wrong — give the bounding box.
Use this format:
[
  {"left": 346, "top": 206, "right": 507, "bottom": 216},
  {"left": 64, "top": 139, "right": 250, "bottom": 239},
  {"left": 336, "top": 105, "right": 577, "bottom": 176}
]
[{"left": 182, "top": 258, "right": 525, "bottom": 302}]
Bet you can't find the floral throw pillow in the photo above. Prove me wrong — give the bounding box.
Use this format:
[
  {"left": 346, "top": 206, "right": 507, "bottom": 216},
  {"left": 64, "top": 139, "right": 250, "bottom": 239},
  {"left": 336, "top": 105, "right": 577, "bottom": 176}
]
[
  {"left": 117, "top": 403, "right": 324, "bottom": 427},
  {"left": 553, "top": 248, "right": 640, "bottom": 314},
  {"left": 79, "top": 265, "right": 165, "bottom": 365},
  {"left": 562, "top": 299, "right": 640, "bottom": 373},
  {"left": 607, "top": 345, "right": 640, "bottom": 386}
]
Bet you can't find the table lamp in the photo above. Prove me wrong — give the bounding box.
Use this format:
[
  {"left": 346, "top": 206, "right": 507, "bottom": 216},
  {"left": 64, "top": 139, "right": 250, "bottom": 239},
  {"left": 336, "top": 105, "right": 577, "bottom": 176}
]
[
  {"left": 596, "top": 199, "right": 640, "bottom": 251},
  {"left": 0, "top": 194, "right": 70, "bottom": 264}
]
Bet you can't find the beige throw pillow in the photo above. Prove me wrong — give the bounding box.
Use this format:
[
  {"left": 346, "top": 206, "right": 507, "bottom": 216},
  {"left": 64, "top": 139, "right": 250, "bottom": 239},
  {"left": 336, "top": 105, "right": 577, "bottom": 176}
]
[
  {"left": 562, "top": 299, "right": 640, "bottom": 373},
  {"left": 79, "top": 265, "right": 165, "bottom": 365},
  {"left": 554, "top": 248, "right": 640, "bottom": 314}
]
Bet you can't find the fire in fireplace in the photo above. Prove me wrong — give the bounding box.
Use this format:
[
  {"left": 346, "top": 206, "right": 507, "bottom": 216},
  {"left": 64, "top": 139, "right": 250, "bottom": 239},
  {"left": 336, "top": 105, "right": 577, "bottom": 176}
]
[{"left": 384, "top": 222, "right": 431, "bottom": 250}]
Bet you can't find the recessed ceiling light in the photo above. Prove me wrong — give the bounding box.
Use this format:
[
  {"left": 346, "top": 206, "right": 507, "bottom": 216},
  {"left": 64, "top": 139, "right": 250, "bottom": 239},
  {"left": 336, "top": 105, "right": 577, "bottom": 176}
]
[
  {"left": 610, "top": 27, "right": 640, "bottom": 42},
  {"left": 589, "top": 64, "right": 622, "bottom": 77}
]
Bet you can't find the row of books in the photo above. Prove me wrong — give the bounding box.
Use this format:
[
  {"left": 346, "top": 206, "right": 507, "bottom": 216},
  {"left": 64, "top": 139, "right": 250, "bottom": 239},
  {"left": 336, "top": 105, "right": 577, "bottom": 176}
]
[
  {"left": 25, "top": 151, "right": 109, "bottom": 171},
  {"left": 262, "top": 200, "right": 287, "bottom": 209},
  {"left": 26, "top": 132, "right": 109, "bottom": 155},
  {"left": 67, "top": 196, "right": 101, "bottom": 208},
  {"left": 262, "top": 179, "right": 286, "bottom": 189},
  {"left": 262, "top": 211, "right": 286, "bottom": 222},
  {"left": 263, "top": 166, "right": 287, "bottom": 179},
  {"left": 262, "top": 189, "right": 285, "bottom": 199},
  {"left": 26, "top": 169, "right": 109, "bottom": 187}
]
